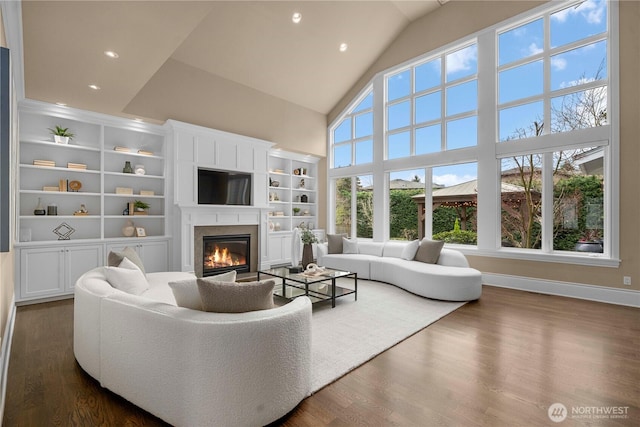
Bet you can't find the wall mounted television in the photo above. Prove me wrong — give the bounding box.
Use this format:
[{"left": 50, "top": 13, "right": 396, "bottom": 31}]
[{"left": 197, "top": 168, "right": 252, "bottom": 206}]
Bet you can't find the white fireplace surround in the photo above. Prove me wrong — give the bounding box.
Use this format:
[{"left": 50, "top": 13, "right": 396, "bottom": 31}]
[
  {"left": 179, "top": 207, "right": 270, "bottom": 273},
  {"left": 167, "top": 121, "right": 275, "bottom": 272}
]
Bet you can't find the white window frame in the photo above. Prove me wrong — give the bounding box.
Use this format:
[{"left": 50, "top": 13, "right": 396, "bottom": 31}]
[{"left": 327, "top": 0, "right": 619, "bottom": 266}]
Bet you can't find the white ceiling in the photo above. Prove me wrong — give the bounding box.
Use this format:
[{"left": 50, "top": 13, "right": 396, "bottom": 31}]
[{"left": 21, "top": 1, "right": 444, "bottom": 120}]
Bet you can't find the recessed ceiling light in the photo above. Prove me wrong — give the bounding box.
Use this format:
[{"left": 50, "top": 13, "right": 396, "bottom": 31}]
[
  {"left": 292, "top": 12, "right": 302, "bottom": 24},
  {"left": 56, "top": 102, "right": 67, "bottom": 107},
  {"left": 104, "top": 50, "right": 119, "bottom": 59},
  {"left": 339, "top": 43, "right": 348, "bottom": 52},
  {"left": 88, "top": 84, "right": 101, "bottom": 90}
]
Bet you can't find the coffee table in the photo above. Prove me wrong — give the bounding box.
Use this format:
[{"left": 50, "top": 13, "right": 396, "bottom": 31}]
[{"left": 257, "top": 267, "right": 357, "bottom": 308}]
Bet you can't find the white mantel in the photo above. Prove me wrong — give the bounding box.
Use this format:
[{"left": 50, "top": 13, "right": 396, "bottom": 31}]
[{"left": 165, "top": 120, "right": 274, "bottom": 272}]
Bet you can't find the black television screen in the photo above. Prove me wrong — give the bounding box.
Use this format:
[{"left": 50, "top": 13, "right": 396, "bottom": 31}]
[{"left": 198, "top": 168, "right": 252, "bottom": 206}]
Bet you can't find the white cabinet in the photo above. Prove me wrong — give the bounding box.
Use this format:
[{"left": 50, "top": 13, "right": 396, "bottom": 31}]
[
  {"left": 267, "top": 233, "right": 293, "bottom": 266},
  {"left": 106, "top": 239, "right": 169, "bottom": 273},
  {"left": 19, "top": 243, "right": 103, "bottom": 301}
]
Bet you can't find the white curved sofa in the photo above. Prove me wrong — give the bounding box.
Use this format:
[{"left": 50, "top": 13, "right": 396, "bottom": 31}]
[
  {"left": 317, "top": 241, "right": 482, "bottom": 301},
  {"left": 74, "top": 267, "right": 312, "bottom": 427}
]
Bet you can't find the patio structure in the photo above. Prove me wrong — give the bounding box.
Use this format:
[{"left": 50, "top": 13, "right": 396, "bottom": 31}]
[{"left": 412, "top": 180, "right": 540, "bottom": 239}]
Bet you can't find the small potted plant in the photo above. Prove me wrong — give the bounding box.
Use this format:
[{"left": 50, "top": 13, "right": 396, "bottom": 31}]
[
  {"left": 292, "top": 207, "right": 301, "bottom": 216},
  {"left": 575, "top": 229, "right": 603, "bottom": 253},
  {"left": 134, "top": 200, "right": 150, "bottom": 215},
  {"left": 48, "top": 125, "right": 75, "bottom": 144}
]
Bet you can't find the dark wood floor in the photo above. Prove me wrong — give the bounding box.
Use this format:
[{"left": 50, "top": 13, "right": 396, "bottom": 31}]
[{"left": 4, "top": 286, "right": 639, "bottom": 426}]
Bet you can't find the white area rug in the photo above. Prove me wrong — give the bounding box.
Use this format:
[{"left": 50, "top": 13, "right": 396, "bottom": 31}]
[{"left": 309, "top": 279, "right": 465, "bottom": 393}]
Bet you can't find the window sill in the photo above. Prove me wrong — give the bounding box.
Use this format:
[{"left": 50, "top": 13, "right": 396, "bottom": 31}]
[{"left": 450, "top": 245, "right": 620, "bottom": 268}]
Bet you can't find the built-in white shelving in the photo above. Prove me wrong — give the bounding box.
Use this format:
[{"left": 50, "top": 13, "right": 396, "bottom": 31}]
[{"left": 14, "top": 100, "right": 171, "bottom": 303}]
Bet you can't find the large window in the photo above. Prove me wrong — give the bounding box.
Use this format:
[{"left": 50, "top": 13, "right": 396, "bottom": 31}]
[
  {"left": 386, "top": 43, "right": 478, "bottom": 160},
  {"left": 432, "top": 163, "right": 478, "bottom": 246},
  {"left": 332, "top": 91, "right": 373, "bottom": 168},
  {"left": 328, "top": 0, "right": 616, "bottom": 265},
  {"left": 333, "top": 175, "right": 374, "bottom": 238},
  {"left": 389, "top": 169, "right": 425, "bottom": 240},
  {"left": 498, "top": 0, "right": 608, "bottom": 142}
]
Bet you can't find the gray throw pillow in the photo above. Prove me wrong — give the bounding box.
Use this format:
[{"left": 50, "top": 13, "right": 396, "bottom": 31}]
[
  {"left": 197, "top": 279, "right": 275, "bottom": 313},
  {"left": 414, "top": 239, "right": 445, "bottom": 264},
  {"left": 108, "top": 247, "right": 146, "bottom": 274},
  {"left": 327, "top": 233, "right": 347, "bottom": 254},
  {"left": 169, "top": 270, "right": 237, "bottom": 310}
]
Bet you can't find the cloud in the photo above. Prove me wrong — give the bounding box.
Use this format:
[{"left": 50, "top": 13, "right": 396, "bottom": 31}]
[
  {"left": 551, "top": 0, "right": 605, "bottom": 25},
  {"left": 551, "top": 56, "right": 568, "bottom": 71},
  {"left": 559, "top": 76, "right": 596, "bottom": 89},
  {"left": 433, "top": 173, "right": 476, "bottom": 187},
  {"left": 513, "top": 27, "right": 528, "bottom": 37},
  {"left": 446, "top": 45, "right": 477, "bottom": 75},
  {"left": 528, "top": 42, "right": 543, "bottom": 56}
]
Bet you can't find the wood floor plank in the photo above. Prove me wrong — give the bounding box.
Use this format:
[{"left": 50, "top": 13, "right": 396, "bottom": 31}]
[{"left": 4, "top": 286, "right": 640, "bottom": 426}]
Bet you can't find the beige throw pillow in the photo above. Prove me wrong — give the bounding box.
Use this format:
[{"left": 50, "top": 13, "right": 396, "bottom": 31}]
[
  {"left": 197, "top": 279, "right": 275, "bottom": 313},
  {"left": 108, "top": 247, "right": 146, "bottom": 274},
  {"left": 327, "top": 233, "right": 347, "bottom": 254},
  {"left": 414, "top": 239, "right": 445, "bottom": 264},
  {"left": 169, "top": 270, "right": 237, "bottom": 310}
]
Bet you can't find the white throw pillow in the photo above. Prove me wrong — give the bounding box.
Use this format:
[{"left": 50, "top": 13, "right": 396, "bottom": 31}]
[
  {"left": 342, "top": 237, "right": 359, "bottom": 254},
  {"left": 105, "top": 257, "right": 149, "bottom": 295},
  {"left": 169, "top": 270, "right": 237, "bottom": 310},
  {"left": 107, "top": 247, "right": 146, "bottom": 274},
  {"left": 401, "top": 239, "right": 420, "bottom": 260}
]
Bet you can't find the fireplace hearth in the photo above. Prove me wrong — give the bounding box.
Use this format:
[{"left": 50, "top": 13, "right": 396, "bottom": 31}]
[{"left": 202, "top": 234, "right": 250, "bottom": 276}]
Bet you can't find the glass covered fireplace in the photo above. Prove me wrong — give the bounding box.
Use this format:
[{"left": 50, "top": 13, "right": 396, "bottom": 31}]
[{"left": 202, "top": 234, "right": 250, "bottom": 276}]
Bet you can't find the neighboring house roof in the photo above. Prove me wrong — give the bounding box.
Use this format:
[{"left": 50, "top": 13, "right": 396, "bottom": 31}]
[
  {"left": 412, "top": 179, "right": 530, "bottom": 201},
  {"left": 361, "top": 179, "right": 430, "bottom": 191},
  {"left": 574, "top": 146, "right": 604, "bottom": 175}
]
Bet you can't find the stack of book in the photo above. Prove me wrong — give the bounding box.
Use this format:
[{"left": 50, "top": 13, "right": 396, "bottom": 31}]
[
  {"left": 33, "top": 159, "right": 55, "bottom": 167},
  {"left": 67, "top": 162, "right": 87, "bottom": 170},
  {"left": 116, "top": 187, "right": 133, "bottom": 195},
  {"left": 138, "top": 149, "right": 153, "bottom": 156},
  {"left": 114, "top": 146, "right": 131, "bottom": 153}
]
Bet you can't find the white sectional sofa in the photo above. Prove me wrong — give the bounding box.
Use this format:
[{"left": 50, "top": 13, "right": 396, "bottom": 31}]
[
  {"left": 74, "top": 267, "right": 312, "bottom": 427},
  {"left": 317, "top": 240, "right": 482, "bottom": 301}
]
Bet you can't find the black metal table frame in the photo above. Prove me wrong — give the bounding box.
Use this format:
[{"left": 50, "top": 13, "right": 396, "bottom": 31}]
[{"left": 257, "top": 268, "right": 357, "bottom": 308}]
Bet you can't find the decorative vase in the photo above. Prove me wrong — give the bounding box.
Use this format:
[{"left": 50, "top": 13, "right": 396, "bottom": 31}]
[
  {"left": 54, "top": 135, "right": 69, "bottom": 144},
  {"left": 123, "top": 161, "right": 133, "bottom": 174},
  {"left": 122, "top": 220, "right": 135, "bottom": 237},
  {"left": 34, "top": 197, "right": 46, "bottom": 215},
  {"left": 134, "top": 164, "right": 146, "bottom": 175},
  {"left": 302, "top": 243, "right": 313, "bottom": 269}
]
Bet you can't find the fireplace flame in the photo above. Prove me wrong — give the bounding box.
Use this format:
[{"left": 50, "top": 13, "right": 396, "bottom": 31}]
[{"left": 205, "top": 244, "right": 245, "bottom": 269}]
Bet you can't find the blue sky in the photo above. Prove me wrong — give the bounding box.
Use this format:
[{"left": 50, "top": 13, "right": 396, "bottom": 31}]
[{"left": 334, "top": 0, "right": 607, "bottom": 186}]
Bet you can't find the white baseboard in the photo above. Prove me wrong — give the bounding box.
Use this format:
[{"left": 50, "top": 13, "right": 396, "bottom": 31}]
[
  {"left": 0, "top": 296, "right": 16, "bottom": 425},
  {"left": 483, "top": 273, "right": 640, "bottom": 308}
]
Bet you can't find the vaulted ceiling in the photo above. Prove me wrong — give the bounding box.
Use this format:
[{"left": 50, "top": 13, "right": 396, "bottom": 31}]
[{"left": 21, "top": 1, "right": 445, "bottom": 123}]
